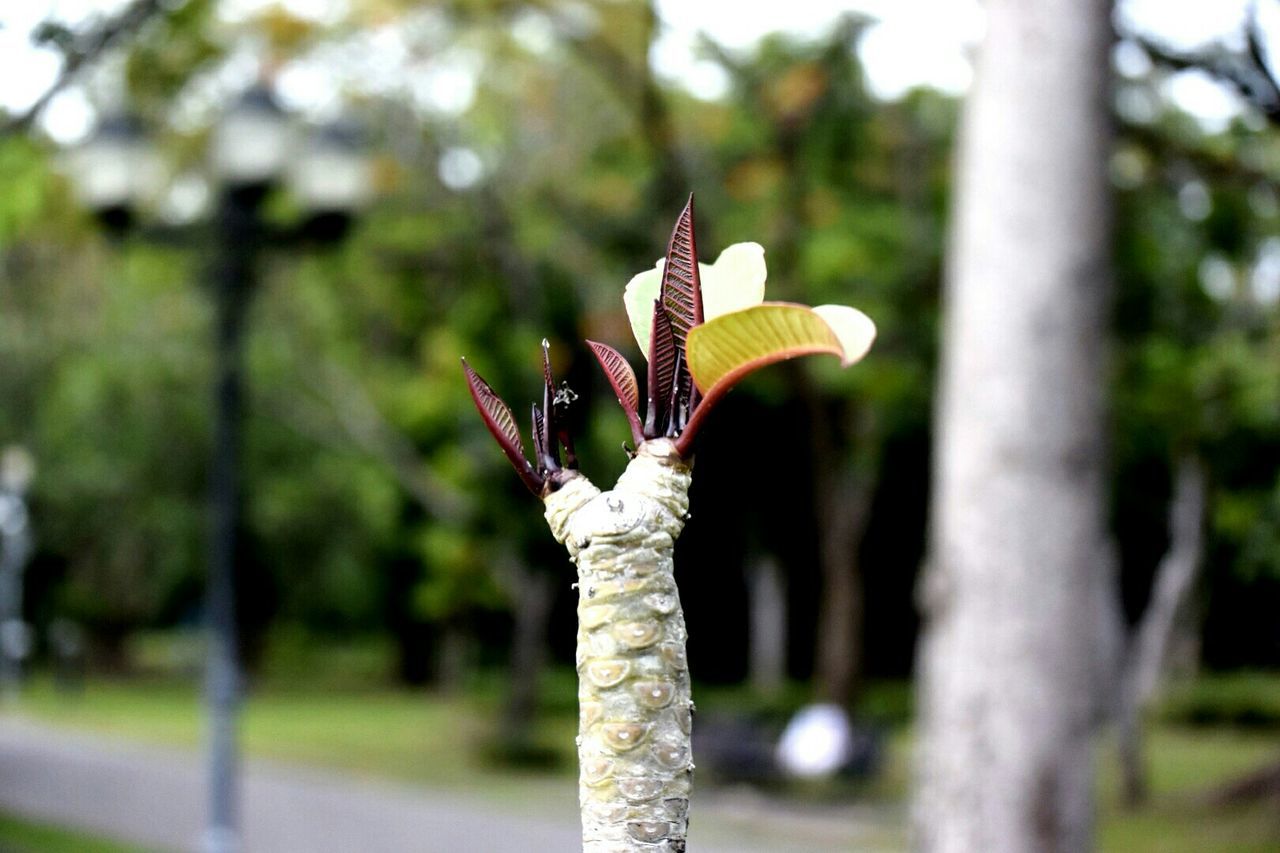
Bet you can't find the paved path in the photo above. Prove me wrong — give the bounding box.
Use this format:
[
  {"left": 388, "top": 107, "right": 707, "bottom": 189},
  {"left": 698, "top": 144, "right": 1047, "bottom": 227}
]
[{"left": 0, "top": 716, "right": 896, "bottom": 852}]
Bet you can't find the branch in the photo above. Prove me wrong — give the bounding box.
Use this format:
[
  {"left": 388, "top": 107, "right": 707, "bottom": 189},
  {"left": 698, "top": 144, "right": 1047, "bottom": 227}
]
[
  {"left": 1122, "top": 455, "right": 1207, "bottom": 709},
  {"left": 3, "top": 0, "right": 166, "bottom": 136},
  {"left": 1125, "top": 3, "right": 1280, "bottom": 125},
  {"left": 265, "top": 358, "right": 472, "bottom": 524},
  {"left": 1122, "top": 122, "right": 1280, "bottom": 186},
  {"left": 1245, "top": 4, "right": 1280, "bottom": 117}
]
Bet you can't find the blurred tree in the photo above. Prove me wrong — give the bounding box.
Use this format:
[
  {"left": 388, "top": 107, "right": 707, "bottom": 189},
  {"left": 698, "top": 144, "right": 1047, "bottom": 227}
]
[
  {"left": 0, "top": 138, "right": 209, "bottom": 666},
  {"left": 1107, "top": 8, "right": 1280, "bottom": 804},
  {"left": 691, "top": 18, "right": 945, "bottom": 706},
  {"left": 915, "top": 2, "right": 1112, "bottom": 851}
]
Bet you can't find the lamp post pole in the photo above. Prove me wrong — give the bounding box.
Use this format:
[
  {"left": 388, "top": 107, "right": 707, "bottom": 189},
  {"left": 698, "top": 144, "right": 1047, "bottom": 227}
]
[
  {"left": 203, "top": 184, "right": 263, "bottom": 853},
  {"left": 0, "top": 447, "right": 35, "bottom": 705},
  {"left": 63, "top": 87, "right": 372, "bottom": 853},
  {"left": 0, "top": 498, "right": 31, "bottom": 703}
]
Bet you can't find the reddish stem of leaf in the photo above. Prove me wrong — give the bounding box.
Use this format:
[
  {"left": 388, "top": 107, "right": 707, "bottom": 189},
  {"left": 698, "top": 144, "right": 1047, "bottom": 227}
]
[
  {"left": 540, "top": 340, "right": 558, "bottom": 467},
  {"left": 665, "top": 349, "right": 688, "bottom": 438},
  {"left": 531, "top": 403, "right": 553, "bottom": 471},
  {"left": 674, "top": 339, "right": 843, "bottom": 457}
]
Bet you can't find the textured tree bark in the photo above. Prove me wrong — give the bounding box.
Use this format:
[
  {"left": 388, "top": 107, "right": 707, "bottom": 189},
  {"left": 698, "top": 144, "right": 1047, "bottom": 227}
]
[
  {"left": 915, "top": 1, "right": 1113, "bottom": 851},
  {"left": 543, "top": 439, "right": 694, "bottom": 852}
]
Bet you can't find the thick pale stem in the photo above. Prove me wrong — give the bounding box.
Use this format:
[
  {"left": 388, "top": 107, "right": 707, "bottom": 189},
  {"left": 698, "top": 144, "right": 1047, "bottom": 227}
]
[{"left": 544, "top": 439, "right": 693, "bottom": 852}]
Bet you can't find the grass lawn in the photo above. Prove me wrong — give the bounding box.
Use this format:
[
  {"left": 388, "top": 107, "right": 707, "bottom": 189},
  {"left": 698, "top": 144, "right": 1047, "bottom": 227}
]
[
  {"left": 11, "top": 675, "right": 579, "bottom": 798},
  {"left": 6, "top": 672, "right": 1279, "bottom": 850},
  {"left": 1097, "top": 726, "right": 1280, "bottom": 853},
  {"left": 0, "top": 811, "right": 146, "bottom": 852}
]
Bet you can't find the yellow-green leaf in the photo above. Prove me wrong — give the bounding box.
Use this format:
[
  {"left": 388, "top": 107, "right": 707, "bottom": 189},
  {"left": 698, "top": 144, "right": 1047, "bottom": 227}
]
[{"left": 685, "top": 302, "right": 876, "bottom": 398}]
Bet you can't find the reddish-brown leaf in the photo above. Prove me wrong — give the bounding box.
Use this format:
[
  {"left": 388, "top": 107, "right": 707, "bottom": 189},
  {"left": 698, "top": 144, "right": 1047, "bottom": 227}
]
[
  {"left": 586, "top": 340, "right": 644, "bottom": 445},
  {"left": 461, "top": 359, "right": 542, "bottom": 494},
  {"left": 646, "top": 299, "right": 677, "bottom": 437},
  {"left": 531, "top": 402, "right": 552, "bottom": 469},
  {"left": 660, "top": 194, "right": 704, "bottom": 352},
  {"left": 665, "top": 349, "right": 690, "bottom": 437}
]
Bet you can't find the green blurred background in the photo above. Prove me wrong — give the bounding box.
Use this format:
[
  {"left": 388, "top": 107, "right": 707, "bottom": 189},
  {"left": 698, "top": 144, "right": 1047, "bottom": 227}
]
[{"left": 0, "top": 1, "right": 1277, "bottom": 851}]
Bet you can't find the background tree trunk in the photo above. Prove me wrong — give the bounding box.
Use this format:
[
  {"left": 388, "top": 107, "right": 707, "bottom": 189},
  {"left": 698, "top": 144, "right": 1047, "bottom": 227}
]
[
  {"left": 915, "top": 1, "right": 1113, "bottom": 851},
  {"left": 499, "top": 558, "right": 555, "bottom": 751},
  {"left": 746, "top": 554, "right": 787, "bottom": 698},
  {"left": 1116, "top": 455, "right": 1207, "bottom": 806},
  {"left": 804, "top": 386, "right": 877, "bottom": 711},
  {"left": 813, "top": 469, "right": 873, "bottom": 708}
]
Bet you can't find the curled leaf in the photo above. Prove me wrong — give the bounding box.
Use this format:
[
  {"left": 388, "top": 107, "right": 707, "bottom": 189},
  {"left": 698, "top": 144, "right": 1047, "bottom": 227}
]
[
  {"left": 676, "top": 302, "right": 876, "bottom": 455},
  {"left": 685, "top": 301, "right": 876, "bottom": 393},
  {"left": 811, "top": 304, "right": 877, "bottom": 366}
]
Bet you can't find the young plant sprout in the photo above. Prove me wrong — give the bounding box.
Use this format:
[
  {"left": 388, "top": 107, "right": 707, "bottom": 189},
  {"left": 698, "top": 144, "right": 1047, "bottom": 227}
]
[{"left": 463, "top": 196, "right": 875, "bottom": 851}]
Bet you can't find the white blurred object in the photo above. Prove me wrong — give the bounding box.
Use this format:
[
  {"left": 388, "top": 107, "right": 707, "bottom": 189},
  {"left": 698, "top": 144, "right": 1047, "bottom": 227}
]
[
  {"left": 210, "top": 85, "right": 293, "bottom": 188},
  {"left": 0, "top": 446, "right": 35, "bottom": 496},
  {"left": 0, "top": 495, "right": 27, "bottom": 538},
  {"left": 64, "top": 114, "right": 165, "bottom": 212},
  {"left": 288, "top": 119, "right": 373, "bottom": 213},
  {"left": 776, "top": 703, "right": 853, "bottom": 778},
  {"left": 0, "top": 619, "right": 33, "bottom": 662}
]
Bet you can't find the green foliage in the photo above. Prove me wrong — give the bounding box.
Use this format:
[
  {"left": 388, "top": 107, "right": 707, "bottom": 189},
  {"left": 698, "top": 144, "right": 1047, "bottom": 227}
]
[
  {"left": 1, "top": 0, "right": 1276, "bottom": 681},
  {"left": 0, "top": 137, "right": 75, "bottom": 240},
  {"left": 1110, "top": 86, "right": 1280, "bottom": 662},
  {"left": 410, "top": 526, "right": 503, "bottom": 621},
  {"left": 5, "top": 241, "right": 210, "bottom": 633},
  {"left": 255, "top": 626, "right": 396, "bottom": 689},
  {"left": 124, "top": 0, "right": 221, "bottom": 115}
]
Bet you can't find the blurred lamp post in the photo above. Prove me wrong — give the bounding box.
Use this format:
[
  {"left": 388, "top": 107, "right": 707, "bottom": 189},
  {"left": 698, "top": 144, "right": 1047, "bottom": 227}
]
[
  {"left": 66, "top": 84, "right": 372, "bottom": 853},
  {"left": 0, "top": 446, "right": 36, "bottom": 704}
]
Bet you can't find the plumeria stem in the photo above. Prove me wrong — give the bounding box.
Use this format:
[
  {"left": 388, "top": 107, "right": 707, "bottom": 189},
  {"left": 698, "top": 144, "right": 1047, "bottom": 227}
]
[{"left": 544, "top": 439, "right": 694, "bottom": 852}]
